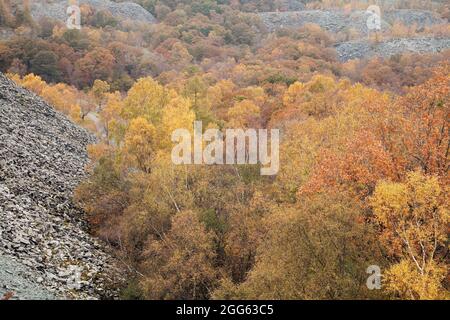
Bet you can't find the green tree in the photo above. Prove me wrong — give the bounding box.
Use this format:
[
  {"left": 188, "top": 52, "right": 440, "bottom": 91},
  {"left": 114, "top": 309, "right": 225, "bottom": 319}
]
[{"left": 30, "top": 50, "right": 60, "bottom": 82}]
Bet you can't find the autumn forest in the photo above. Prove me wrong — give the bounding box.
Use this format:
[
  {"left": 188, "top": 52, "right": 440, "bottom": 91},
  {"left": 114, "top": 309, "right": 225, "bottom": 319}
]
[{"left": 0, "top": 0, "right": 449, "bottom": 300}]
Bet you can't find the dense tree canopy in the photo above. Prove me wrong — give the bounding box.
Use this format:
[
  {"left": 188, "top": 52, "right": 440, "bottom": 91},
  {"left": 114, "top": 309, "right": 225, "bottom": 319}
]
[{"left": 3, "top": 0, "right": 449, "bottom": 300}]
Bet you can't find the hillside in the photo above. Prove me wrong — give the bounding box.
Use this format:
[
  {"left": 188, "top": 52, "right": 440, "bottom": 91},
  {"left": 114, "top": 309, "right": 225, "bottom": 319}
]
[
  {"left": 259, "top": 9, "right": 450, "bottom": 61},
  {"left": 30, "top": 0, "right": 156, "bottom": 24},
  {"left": 0, "top": 0, "right": 448, "bottom": 301},
  {"left": 335, "top": 36, "right": 450, "bottom": 61},
  {"left": 258, "top": 9, "right": 445, "bottom": 33},
  {"left": 0, "top": 72, "right": 122, "bottom": 299}
]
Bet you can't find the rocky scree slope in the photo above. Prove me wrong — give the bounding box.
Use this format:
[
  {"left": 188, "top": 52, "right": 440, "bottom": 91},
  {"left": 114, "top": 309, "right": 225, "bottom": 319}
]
[
  {"left": 30, "top": 0, "right": 156, "bottom": 24},
  {"left": 259, "top": 9, "right": 445, "bottom": 34},
  {"left": 259, "top": 9, "right": 450, "bottom": 61},
  {"left": 335, "top": 36, "right": 450, "bottom": 61},
  {"left": 0, "top": 72, "right": 122, "bottom": 299}
]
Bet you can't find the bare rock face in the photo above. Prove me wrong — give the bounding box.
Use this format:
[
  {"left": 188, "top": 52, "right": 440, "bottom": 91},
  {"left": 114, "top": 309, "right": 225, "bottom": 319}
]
[
  {"left": 0, "top": 73, "right": 123, "bottom": 299},
  {"left": 335, "top": 37, "right": 450, "bottom": 61},
  {"left": 30, "top": 0, "right": 156, "bottom": 24}
]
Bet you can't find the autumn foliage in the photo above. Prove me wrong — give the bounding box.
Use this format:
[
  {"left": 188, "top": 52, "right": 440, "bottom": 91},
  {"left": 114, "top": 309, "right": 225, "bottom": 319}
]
[
  {"left": 70, "top": 64, "right": 450, "bottom": 300},
  {"left": 2, "top": 0, "right": 449, "bottom": 300}
]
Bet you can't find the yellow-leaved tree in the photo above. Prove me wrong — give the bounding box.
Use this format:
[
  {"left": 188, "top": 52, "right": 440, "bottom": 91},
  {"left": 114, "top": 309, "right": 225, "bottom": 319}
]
[
  {"left": 370, "top": 171, "right": 449, "bottom": 299},
  {"left": 121, "top": 77, "right": 170, "bottom": 123},
  {"left": 227, "top": 99, "right": 260, "bottom": 128},
  {"left": 123, "top": 117, "right": 157, "bottom": 174},
  {"left": 282, "top": 75, "right": 341, "bottom": 118}
]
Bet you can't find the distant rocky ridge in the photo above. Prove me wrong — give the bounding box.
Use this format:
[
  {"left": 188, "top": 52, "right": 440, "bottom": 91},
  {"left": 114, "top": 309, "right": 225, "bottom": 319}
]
[
  {"left": 259, "top": 9, "right": 446, "bottom": 34},
  {"left": 335, "top": 36, "right": 450, "bottom": 61},
  {"left": 30, "top": 0, "right": 156, "bottom": 24},
  {"left": 0, "top": 72, "right": 123, "bottom": 299},
  {"left": 259, "top": 9, "right": 450, "bottom": 61},
  {"left": 280, "top": 0, "right": 305, "bottom": 11},
  {"left": 384, "top": 9, "right": 446, "bottom": 28}
]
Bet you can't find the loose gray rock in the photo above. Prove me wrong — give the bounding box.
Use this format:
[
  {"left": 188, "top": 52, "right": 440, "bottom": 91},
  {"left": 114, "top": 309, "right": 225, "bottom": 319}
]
[
  {"left": 0, "top": 253, "right": 56, "bottom": 300},
  {"left": 258, "top": 9, "right": 445, "bottom": 34},
  {"left": 30, "top": 0, "right": 156, "bottom": 24},
  {"left": 384, "top": 9, "right": 446, "bottom": 27},
  {"left": 335, "top": 36, "right": 450, "bottom": 61},
  {"left": 0, "top": 72, "right": 123, "bottom": 300}
]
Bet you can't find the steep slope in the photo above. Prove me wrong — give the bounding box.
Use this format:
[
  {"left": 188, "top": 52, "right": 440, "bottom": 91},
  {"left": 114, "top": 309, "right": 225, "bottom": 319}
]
[{"left": 0, "top": 73, "right": 122, "bottom": 299}]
